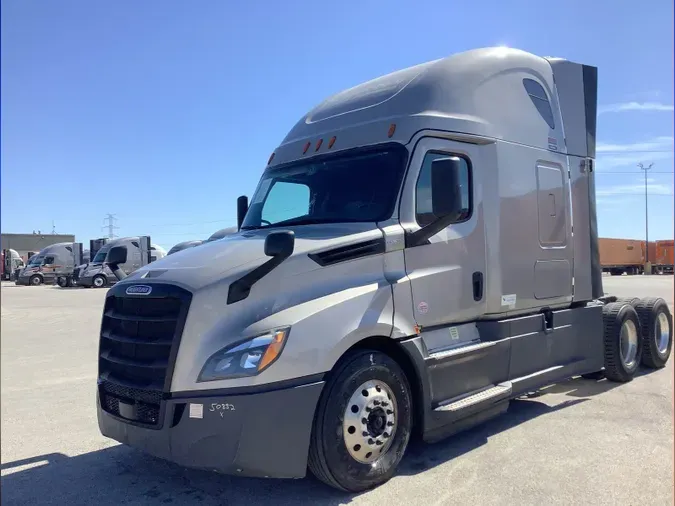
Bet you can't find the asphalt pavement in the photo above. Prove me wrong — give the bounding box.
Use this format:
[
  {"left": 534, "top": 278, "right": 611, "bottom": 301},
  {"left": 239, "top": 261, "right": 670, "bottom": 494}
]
[{"left": 1, "top": 276, "right": 673, "bottom": 506}]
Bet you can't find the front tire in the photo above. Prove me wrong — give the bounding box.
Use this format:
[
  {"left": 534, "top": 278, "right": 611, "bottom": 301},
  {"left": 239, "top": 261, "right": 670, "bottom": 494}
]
[
  {"left": 92, "top": 275, "right": 107, "bottom": 288},
  {"left": 602, "top": 302, "right": 643, "bottom": 383},
  {"left": 635, "top": 298, "right": 673, "bottom": 369},
  {"left": 29, "top": 275, "right": 42, "bottom": 286},
  {"left": 308, "top": 349, "right": 412, "bottom": 492}
]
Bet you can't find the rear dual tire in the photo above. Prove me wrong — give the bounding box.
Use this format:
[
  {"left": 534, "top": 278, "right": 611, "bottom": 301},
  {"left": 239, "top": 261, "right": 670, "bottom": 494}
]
[
  {"left": 596, "top": 299, "right": 672, "bottom": 383},
  {"left": 635, "top": 298, "right": 673, "bottom": 369},
  {"left": 308, "top": 349, "right": 412, "bottom": 492},
  {"left": 602, "top": 302, "right": 642, "bottom": 383}
]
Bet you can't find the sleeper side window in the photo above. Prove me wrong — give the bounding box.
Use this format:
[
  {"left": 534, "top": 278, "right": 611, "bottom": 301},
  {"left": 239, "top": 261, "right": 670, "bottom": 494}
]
[
  {"left": 415, "top": 152, "right": 472, "bottom": 227},
  {"left": 43, "top": 256, "right": 55, "bottom": 265},
  {"left": 523, "top": 78, "right": 555, "bottom": 129}
]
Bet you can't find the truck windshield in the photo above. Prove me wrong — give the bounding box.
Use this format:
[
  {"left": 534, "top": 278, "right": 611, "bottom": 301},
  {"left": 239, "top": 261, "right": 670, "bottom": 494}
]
[
  {"left": 241, "top": 145, "right": 408, "bottom": 229},
  {"left": 28, "top": 255, "right": 44, "bottom": 266},
  {"left": 92, "top": 246, "right": 110, "bottom": 263}
]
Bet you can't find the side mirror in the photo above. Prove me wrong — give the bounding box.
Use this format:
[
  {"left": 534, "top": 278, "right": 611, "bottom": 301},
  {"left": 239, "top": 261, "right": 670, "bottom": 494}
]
[
  {"left": 264, "top": 230, "right": 295, "bottom": 257},
  {"left": 237, "top": 195, "right": 249, "bottom": 231},
  {"left": 106, "top": 246, "right": 127, "bottom": 266},
  {"left": 431, "top": 157, "right": 464, "bottom": 220}
]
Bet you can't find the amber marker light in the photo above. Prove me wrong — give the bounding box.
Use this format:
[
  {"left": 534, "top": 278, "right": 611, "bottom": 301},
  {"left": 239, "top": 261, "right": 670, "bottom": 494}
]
[
  {"left": 258, "top": 328, "right": 289, "bottom": 372},
  {"left": 388, "top": 123, "right": 396, "bottom": 138}
]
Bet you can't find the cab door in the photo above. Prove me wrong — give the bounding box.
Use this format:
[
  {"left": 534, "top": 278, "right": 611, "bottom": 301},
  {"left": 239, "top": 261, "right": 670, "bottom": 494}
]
[{"left": 399, "top": 137, "right": 487, "bottom": 328}]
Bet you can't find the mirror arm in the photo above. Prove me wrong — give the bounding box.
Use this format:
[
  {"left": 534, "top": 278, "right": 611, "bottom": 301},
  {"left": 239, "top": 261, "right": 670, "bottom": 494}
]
[
  {"left": 405, "top": 213, "right": 459, "bottom": 248},
  {"left": 107, "top": 263, "right": 128, "bottom": 281}
]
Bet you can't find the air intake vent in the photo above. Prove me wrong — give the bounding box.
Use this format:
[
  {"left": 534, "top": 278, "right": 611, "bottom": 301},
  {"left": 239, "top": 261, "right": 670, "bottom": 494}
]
[{"left": 308, "top": 238, "right": 385, "bottom": 266}]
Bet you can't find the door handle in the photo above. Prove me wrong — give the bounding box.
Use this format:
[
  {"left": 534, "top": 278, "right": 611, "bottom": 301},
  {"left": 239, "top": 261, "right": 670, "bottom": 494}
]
[{"left": 472, "top": 272, "right": 484, "bottom": 301}]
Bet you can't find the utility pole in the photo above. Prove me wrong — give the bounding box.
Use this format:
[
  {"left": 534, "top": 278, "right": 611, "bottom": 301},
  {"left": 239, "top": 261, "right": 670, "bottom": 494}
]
[
  {"left": 51, "top": 220, "right": 56, "bottom": 234},
  {"left": 102, "top": 213, "right": 119, "bottom": 239},
  {"left": 638, "top": 162, "right": 654, "bottom": 274}
]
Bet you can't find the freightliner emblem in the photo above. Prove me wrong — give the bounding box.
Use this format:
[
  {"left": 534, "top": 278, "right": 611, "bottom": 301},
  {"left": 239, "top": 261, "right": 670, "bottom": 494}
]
[{"left": 125, "top": 285, "right": 153, "bottom": 295}]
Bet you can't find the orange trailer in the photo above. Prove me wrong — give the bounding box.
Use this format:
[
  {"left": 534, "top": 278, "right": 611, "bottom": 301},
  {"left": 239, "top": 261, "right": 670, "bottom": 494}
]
[
  {"left": 599, "top": 238, "right": 646, "bottom": 275},
  {"left": 654, "top": 240, "right": 674, "bottom": 274}
]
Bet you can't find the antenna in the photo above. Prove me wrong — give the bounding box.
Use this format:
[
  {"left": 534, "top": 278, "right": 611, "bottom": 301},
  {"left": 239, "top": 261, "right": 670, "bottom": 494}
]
[{"left": 102, "top": 213, "right": 119, "bottom": 239}]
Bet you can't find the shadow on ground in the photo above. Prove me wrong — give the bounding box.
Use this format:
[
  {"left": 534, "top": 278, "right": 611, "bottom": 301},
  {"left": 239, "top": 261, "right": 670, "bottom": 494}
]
[{"left": 0, "top": 375, "right": 633, "bottom": 506}]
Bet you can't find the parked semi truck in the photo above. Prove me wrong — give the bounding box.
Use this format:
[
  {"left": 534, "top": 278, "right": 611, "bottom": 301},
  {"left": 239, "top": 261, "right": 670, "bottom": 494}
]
[
  {"left": 1, "top": 249, "right": 24, "bottom": 281},
  {"left": 16, "top": 242, "right": 84, "bottom": 286},
  {"left": 79, "top": 236, "right": 166, "bottom": 288},
  {"left": 206, "top": 227, "right": 237, "bottom": 242},
  {"left": 167, "top": 240, "right": 204, "bottom": 255},
  {"left": 95, "top": 47, "right": 673, "bottom": 492}
]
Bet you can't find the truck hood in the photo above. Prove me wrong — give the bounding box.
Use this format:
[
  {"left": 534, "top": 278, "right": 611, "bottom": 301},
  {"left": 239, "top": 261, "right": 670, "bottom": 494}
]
[{"left": 123, "top": 223, "right": 384, "bottom": 291}]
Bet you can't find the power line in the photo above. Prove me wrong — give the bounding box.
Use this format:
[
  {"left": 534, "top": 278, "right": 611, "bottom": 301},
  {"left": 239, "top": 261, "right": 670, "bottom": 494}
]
[{"left": 102, "top": 214, "right": 119, "bottom": 239}]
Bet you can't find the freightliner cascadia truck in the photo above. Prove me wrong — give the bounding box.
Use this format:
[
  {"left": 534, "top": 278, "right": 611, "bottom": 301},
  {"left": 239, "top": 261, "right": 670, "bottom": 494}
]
[{"left": 95, "top": 47, "right": 673, "bottom": 492}]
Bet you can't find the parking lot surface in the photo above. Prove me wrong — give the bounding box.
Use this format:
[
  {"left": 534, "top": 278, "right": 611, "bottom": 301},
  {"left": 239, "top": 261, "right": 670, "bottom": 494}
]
[{"left": 1, "top": 276, "right": 673, "bottom": 506}]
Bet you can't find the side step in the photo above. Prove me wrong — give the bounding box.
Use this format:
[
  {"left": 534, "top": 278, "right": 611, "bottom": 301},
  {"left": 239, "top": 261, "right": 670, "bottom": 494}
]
[
  {"left": 424, "top": 382, "right": 513, "bottom": 444},
  {"left": 434, "top": 382, "right": 513, "bottom": 414}
]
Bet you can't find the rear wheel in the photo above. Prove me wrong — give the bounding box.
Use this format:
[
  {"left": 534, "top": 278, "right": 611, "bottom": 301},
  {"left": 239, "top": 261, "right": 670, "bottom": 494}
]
[
  {"left": 615, "top": 297, "right": 641, "bottom": 307},
  {"left": 602, "top": 302, "right": 643, "bottom": 383},
  {"left": 635, "top": 298, "right": 673, "bottom": 369},
  {"left": 308, "top": 349, "right": 412, "bottom": 492},
  {"left": 57, "top": 276, "right": 68, "bottom": 288}
]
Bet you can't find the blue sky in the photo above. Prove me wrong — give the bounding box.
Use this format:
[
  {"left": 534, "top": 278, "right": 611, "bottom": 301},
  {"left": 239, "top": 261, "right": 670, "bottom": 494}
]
[{"left": 1, "top": 0, "right": 673, "bottom": 250}]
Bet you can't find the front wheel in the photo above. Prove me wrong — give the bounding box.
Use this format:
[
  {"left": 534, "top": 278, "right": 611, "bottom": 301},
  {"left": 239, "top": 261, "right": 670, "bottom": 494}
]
[
  {"left": 92, "top": 275, "right": 107, "bottom": 288},
  {"left": 308, "top": 349, "right": 412, "bottom": 492},
  {"left": 29, "top": 275, "right": 42, "bottom": 286}
]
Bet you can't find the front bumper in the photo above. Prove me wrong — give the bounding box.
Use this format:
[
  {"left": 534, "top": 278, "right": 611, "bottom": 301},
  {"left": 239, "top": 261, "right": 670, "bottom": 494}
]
[{"left": 97, "top": 379, "right": 325, "bottom": 479}]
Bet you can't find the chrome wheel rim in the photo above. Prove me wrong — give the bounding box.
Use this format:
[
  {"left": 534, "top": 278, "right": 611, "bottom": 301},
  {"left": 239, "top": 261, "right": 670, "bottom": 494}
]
[
  {"left": 620, "top": 319, "right": 639, "bottom": 369},
  {"left": 342, "top": 380, "right": 397, "bottom": 464},
  {"left": 94, "top": 277, "right": 104, "bottom": 287},
  {"left": 656, "top": 313, "right": 671, "bottom": 355}
]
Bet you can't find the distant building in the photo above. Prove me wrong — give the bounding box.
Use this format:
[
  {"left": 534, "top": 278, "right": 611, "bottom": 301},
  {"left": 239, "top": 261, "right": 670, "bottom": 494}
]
[{"left": 1, "top": 233, "right": 76, "bottom": 261}]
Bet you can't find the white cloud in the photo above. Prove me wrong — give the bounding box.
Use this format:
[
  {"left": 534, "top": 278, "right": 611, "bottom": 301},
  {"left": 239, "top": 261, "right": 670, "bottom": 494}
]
[
  {"left": 598, "top": 102, "right": 674, "bottom": 114},
  {"left": 595, "top": 181, "right": 673, "bottom": 198},
  {"left": 595, "top": 136, "right": 673, "bottom": 170},
  {"left": 596, "top": 136, "right": 674, "bottom": 153}
]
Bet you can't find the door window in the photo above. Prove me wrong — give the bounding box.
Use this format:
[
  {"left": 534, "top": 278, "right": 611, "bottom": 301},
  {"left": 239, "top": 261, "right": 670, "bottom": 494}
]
[
  {"left": 43, "top": 256, "right": 55, "bottom": 265},
  {"left": 415, "top": 152, "right": 472, "bottom": 227}
]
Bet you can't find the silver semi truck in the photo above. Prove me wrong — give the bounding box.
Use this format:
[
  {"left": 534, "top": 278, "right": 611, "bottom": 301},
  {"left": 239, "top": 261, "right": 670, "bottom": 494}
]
[
  {"left": 16, "top": 242, "right": 81, "bottom": 286},
  {"left": 96, "top": 47, "right": 673, "bottom": 492},
  {"left": 79, "top": 236, "right": 165, "bottom": 288},
  {"left": 206, "top": 227, "right": 237, "bottom": 242},
  {"left": 167, "top": 240, "right": 204, "bottom": 255}
]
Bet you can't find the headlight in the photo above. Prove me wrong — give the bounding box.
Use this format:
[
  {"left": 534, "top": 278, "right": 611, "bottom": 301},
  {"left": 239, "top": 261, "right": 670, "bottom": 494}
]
[{"left": 197, "top": 327, "right": 290, "bottom": 382}]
